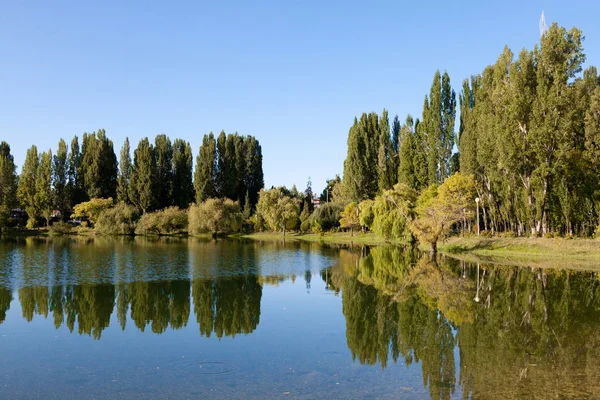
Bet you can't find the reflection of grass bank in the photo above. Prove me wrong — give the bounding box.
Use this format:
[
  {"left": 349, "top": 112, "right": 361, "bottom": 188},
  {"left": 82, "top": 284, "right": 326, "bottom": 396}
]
[
  {"left": 439, "top": 236, "right": 600, "bottom": 268},
  {"left": 238, "top": 232, "right": 402, "bottom": 246},
  {"left": 0, "top": 228, "right": 49, "bottom": 237}
]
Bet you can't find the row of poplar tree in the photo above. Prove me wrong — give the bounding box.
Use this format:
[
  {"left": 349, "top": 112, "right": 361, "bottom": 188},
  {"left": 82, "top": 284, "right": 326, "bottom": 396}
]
[
  {"left": 342, "top": 22, "right": 600, "bottom": 237},
  {"left": 0, "top": 130, "right": 263, "bottom": 228}
]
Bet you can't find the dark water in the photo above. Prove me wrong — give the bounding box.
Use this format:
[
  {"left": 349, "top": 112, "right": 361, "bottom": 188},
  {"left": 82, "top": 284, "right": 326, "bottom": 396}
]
[{"left": 0, "top": 237, "right": 599, "bottom": 399}]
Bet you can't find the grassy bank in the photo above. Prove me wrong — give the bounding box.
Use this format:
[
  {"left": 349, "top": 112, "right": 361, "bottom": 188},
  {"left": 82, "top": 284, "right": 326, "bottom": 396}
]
[
  {"left": 237, "top": 231, "right": 403, "bottom": 246},
  {"left": 437, "top": 236, "right": 600, "bottom": 269}
]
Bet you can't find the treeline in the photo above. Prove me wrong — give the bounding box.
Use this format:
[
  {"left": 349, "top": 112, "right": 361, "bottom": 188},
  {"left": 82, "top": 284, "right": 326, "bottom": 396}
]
[
  {"left": 0, "top": 130, "right": 263, "bottom": 230},
  {"left": 323, "top": 21, "right": 600, "bottom": 246},
  {"left": 458, "top": 23, "right": 600, "bottom": 236}
]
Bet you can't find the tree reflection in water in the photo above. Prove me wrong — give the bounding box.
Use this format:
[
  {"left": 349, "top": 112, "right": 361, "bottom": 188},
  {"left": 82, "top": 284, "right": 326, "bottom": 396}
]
[{"left": 326, "top": 246, "right": 600, "bottom": 399}]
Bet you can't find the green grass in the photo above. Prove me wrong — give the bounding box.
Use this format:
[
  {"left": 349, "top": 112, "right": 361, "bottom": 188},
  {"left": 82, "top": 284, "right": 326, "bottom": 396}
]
[
  {"left": 436, "top": 236, "right": 600, "bottom": 269},
  {"left": 237, "top": 231, "right": 403, "bottom": 246}
]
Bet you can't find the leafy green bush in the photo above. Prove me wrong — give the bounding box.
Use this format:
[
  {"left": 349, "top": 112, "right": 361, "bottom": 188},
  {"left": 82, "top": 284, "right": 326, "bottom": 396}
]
[
  {"left": 310, "top": 202, "right": 343, "bottom": 231},
  {"left": 96, "top": 203, "right": 139, "bottom": 235},
  {"left": 49, "top": 221, "right": 73, "bottom": 235},
  {"left": 72, "top": 198, "right": 114, "bottom": 227},
  {"left": 135, "top": 207, "right": 188, "bottom": 236},
  {"left": 188, "top": 199, "right": 241, "bottom": 237}
]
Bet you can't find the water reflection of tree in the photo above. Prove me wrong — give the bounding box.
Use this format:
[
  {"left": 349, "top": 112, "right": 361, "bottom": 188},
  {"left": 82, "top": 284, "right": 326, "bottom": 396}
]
[
  {"left": 337, "top": 246, "right": 600, "bottom": 399},
  {"left": 192, "top": 275, "right": 262, "bottom": 339},
  {"left": 0, "top": 287, "right": 12, "bottom": 324}
]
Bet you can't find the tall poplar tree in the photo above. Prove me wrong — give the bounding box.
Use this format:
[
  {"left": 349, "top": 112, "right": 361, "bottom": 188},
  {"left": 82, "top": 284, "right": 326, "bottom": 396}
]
[
  {"left": 130, "top": 138, "right": 157, "bottom": 213},
  {"left": 377, "top": 109, "right": 393, "bottom": 192},
  {"left": 391, "top": 114, "right": 401, "bottom": 184},
  {"left": 117, "top": 137, "right": 132, "bottom": 203},
  {"left": 172, "top": 139, "right": 194, "bottom": 209},
  {"left": 18, "top": 145, "right": 39, "bottom": 228},
  {"left": 66, "top": 136, "right": 84, "bottom": 208},
  {"left": 194, "top": 133, "right": 217, "bottom": 203},
  {"left": 81, "top": 130, "right": 118, "bottom": 199},
  {"left": 35, "top": 150, "right": 53, "bottom": 226},
  {"left": 0, "top": 142, "right": 18, "bottom": 231},
  {"left": 154, "top": 134, "right": 173, "bottom": 209},
  {"left": 244, "top": 136, "right": 264, "bottom": 208},
  {"left": 52, "top": 139, "right": 68, "bottom": 219}
]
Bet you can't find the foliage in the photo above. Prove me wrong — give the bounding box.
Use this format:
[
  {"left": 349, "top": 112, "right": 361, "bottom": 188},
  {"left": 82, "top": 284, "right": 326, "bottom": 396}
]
[
  {"left": 339, "top": 202, "right": 360, "bottom": 234},
  {"left": 255, "top": 188, "right": 299, "bottom": 235},
  {"left": 117, "top": 137, "right": 132, "bottom": 203},
  {"left": 0, "top": 142, "right": 17, "bottom": 232},
  {"left": 172, "top": 139, "right": 194, "bottom": 209},
  {"left": 35, "top": 150, "right": 53, "bottom": 226},
  {"left": 310, "top": 202, "right": 343, "bottom": 231},
  {"left": 135, "top": 206, "right": 187, "bottom": 236},
  {"left": 71, "top": 198, "right": 114, "bottom": 227},
  {"left": 17, "top": 145, "right": 39, "bottom": 228},
  {"left": 48, "top": 221, "right": 74, "bottom": 235},
  {"left": 96, "top": 202, "right": 139, "bottom": 235},
  {"left": 358, "top": 199, "right": 374, "bottom": 230},
  {"left": 80, "top": 130, "right": 118, "bottom": 200},
  {"left": 129, "top": 137, "right": 157, "bottom": 213},
  {"left": 188, "top": 199, "right": 242, "bottom": 236},
  {"left": 410, "top": 173, "right": 476, "bottom": 252},
  {"left": 372, "top": 183, "right": 418, "bottom": 240}
]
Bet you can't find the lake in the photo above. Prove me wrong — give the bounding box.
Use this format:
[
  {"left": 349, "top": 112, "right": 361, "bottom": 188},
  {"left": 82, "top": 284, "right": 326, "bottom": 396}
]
[{"left": 0, "top": 237, "right": 599, "bottom": 399}]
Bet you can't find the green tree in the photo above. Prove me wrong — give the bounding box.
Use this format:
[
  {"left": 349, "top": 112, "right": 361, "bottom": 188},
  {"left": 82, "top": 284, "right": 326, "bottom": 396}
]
[
  {"left": 52, "top": 139, "right": 68, "bottom": 219},
  {"left": 0, "top": 142, "right": 18, "bottom": 232},
  {"left": 117, "top": 137, "right": 132, "bottom": 204},
  {"left": 377, "top": 109, "right": 393, "bottom": 192},
  {"left": 154, "top": 134, "right": 173, "bottom": 209},
  {"left": 66, "top": 136, "right": 85, "bottom": 208},
  {"left": 372, "top": 183, "right": 418, "bottom": 240},
  {"left": 194, "top": 133, "right": 217, "bottom": 202},
  {"left": 80, "top": 130, "right": 118, "bottom": 200},
  {"left": 172, "top": 139, "right": 194, "bottom": 209},
  {"left": 255, "top": 188, "right": 299, "bottom": 236},
  {"left": 130, "top": 138, "right": 157, "bottom": 213},
  {"left": 35, "top": 150, "right": 53, "bottom": 226},
  {"left": 17, "top": 145, "right": 39, "bottom": 228},
  {"left": 339, "top": 202, "right": 360, "bottom": 235},
  {"left": 410, "top": 173, "right": 476, "bottom": 253},
  {"left": 188, "top": 198, "right": 242, "bottom": 238},
  {"left": 71, "top": 198, "right": 114, "bottom": 226}
]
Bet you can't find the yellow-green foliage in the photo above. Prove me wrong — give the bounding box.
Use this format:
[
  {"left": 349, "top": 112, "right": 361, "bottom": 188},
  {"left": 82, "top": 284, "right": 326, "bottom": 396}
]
[
  {"left": 255, "top": 188, "right": 299, "bottom": 233},
  {"left": 96, "top": 202, "right": 139, "bottom": 235},
  {"left": 71, "top": 198, "right": 114, "bottom": 226},
  {"left": 410, "top": 173, "right": 476, "bottom": 251},
  {"left": 339, "top": 202, "right": 360, "bottom": 233},
  {"left": 358, "top": 199, "right": 374, "bottom": 229},
  {"left": 135, "top": 206, "right": 188, "bottom": 236},
  {"left": 48, "top": 221, "right": 73, "bottom": 235},
  {"left": 372, "top": 183, "right": 417, "bottom": 240},
  {"left": 188, "top": 198, "right": 241, "bottom": 236}
]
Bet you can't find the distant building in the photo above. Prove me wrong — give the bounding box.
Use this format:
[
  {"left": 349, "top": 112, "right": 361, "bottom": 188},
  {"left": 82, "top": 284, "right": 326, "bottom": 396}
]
[
  {"left": 50, "top": 210, "right": 62, "bottom": 219},
  {"left": 312, "top": 198, "right": 321, "bottom": 208}
]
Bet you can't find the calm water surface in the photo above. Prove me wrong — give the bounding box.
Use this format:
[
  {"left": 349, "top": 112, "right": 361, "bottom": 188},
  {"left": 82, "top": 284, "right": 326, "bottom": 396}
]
[{"left": 0, "top": 237, "right": 599, "bottom": 399}]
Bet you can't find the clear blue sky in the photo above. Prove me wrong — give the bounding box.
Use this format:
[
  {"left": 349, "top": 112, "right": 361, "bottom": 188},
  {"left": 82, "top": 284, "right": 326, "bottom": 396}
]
[{"left": 1, "top": 0, "right": 599, "bottom": 194}]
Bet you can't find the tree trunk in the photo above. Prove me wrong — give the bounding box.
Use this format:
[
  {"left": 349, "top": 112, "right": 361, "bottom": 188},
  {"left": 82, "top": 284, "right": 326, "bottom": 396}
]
[
  {"left": 430, "top": 241, "right": 437, "bottom": 254},
  {"left": 350, "top": 226, "right": 354, "bottom": 237}
]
